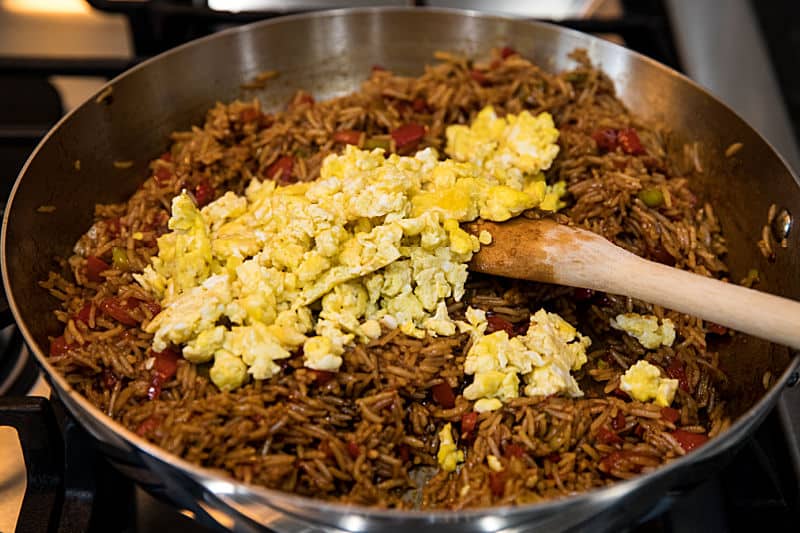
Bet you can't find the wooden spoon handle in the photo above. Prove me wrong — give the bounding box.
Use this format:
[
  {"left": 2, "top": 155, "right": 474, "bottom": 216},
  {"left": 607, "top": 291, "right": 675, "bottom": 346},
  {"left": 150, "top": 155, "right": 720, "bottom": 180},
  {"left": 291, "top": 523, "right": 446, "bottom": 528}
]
[{"left": 470, "top": 218, "right": 800, "bottom": 350}]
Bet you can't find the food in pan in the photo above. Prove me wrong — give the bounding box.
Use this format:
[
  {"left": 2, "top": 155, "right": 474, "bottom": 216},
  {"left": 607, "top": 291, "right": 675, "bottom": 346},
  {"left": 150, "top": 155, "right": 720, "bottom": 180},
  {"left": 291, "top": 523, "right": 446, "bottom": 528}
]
[{"left": 42, "top": 48, "right": 730, "bottom": 508}]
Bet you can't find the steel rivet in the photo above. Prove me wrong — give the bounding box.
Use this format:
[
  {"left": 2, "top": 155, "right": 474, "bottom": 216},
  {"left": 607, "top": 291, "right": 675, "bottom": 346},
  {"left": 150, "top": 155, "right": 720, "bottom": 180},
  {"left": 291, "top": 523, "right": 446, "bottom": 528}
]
[
  {"left": 771, "top": 208, "right": 793, "bottom": 243},
  {"left": 787, "top": 372, "right": 800, "bottom": 388}
]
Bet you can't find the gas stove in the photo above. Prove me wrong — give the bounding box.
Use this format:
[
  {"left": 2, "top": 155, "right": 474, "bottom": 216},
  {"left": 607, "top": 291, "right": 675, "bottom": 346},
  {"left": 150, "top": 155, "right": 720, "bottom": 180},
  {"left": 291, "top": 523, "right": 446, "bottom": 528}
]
[{"left": 0, "top": 1, "right": 798, "bottom": 532}]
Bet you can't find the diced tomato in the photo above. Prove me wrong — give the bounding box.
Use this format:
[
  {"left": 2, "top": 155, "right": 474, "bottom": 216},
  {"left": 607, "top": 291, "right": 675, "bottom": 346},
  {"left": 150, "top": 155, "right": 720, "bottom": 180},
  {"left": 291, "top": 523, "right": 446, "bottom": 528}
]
[
  {"left": 193, "top": 180, "right": 214, "bottom": 207},
  {"left": 707, "top": 322, "right": 728, "bottom": 335},
  {"left": 661, "top": 407, "right": 680, "bottom": 424},
  {"left": 153, "top": 348, "right": 179, "bottom": 382},
  {"left": 672, "top": 429, "right": 709, "bottom": 452},
  {"left": 461, "top": 411, "right": 478, "bottom": 435},
  {"left": 397, "top": 443, "right": 410, "bottom": 463},
  {"left": 611, "top": 412, "right": 626, "bottom": 431},
  {"left": 486, "top": 314, "right": 516, "bottom": 336},
  {"left": 49, "top": 335, "right": 70, "bottom": 356},
  {"left": 599, "top": 450, "right": 650, "bottom": 474},
  {"left": 634, "top": 424, "right": 646, "bottom": 438},
  {"left": 75, "top": 303, "right": 93, "bottom": 326},
  {"left": 142, "top": 300, "right": 161, "bottom": 317},
  {"left": 470, "top": 69, "right": 488, "bottom": 85},
  {"left": 504, "top": 443, "right": 525, "bottom": 459},
  {"left": 390, "top": 123, "right": 426, "bottom": 151},
  {"left": 86, "top": 256, "right": 110, "bottom": 283},
  {"left": 488, "top": 470, "right": 507, "bottom": 497},
  {"left": 617, "top": 128, "right": 645, "bottom": 155},
  {"left": 102, "top": 369, "right": 118, "bottom": 389},
  {"left": 135, "top": 416, "right": 161, "bottom": 437},
  {"left": 312, "top": 369, "right": 335, "bottom": 385},
  {"left": 347, "top": 441, "right": 360, "bottom": 459},
  {"left": 597, "top": 426, "right": 623, "bottom": 445},
  {"left": 412, "top": 98, "right": 427, "bottom": 113},
  {"left": 240, "top": 107, "right": 260, "bottom": 123},
  {"left": 592, "top": 128, "right": 618, "bottom": 153},
  {"left": 500, "top": 46, "right": 518, "bottom": 59},
  {"left": 665, "top": 358, "right": 690, "bottom": 392},
  {"left": 159, "top": 151, "right": 172, "bottom": 162},
  {"left": 611, "top": 388, "right": 630, "bottom": 401},
  {"left": 265, "top": 155, "right": 295, "bottom": 184},
  {"left": 431, "top": 380, "right": 456, "bottom": 408},
  {"left": 333, "top": 130, "right": 362, "bottom": 145},
  {"left": 100, "top": 298, "right": 139, "bottom": 326},
  {"left": 154, "top": 167, "right": 172, "bottom": 185},
  {"left": 573, "top": 287, "right": 595, "bottom": 301}
]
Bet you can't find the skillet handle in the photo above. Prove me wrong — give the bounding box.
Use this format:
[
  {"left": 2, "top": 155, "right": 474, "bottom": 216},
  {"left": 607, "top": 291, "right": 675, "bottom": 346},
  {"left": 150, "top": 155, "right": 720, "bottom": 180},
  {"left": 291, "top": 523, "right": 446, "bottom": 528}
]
[{"left": 0, "top": 396, "right": 64, "bottom": 533}]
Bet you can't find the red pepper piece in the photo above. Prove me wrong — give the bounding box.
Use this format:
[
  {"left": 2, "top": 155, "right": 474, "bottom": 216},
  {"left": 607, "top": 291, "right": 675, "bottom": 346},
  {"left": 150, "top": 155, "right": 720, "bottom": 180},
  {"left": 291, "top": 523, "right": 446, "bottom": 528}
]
[
  {"left": 49, "top": 335, "right": 70, "bottom": 356},
  {"left": 573, "top": 288, "right": 595, "bottom": 301},
  {"left": 611, "top": 388, "right": 630, "bottom": 401},
  {"left": 312, "top": 369, "right": 335, "bottom": 385},
  {"left": 661, "top": 407, "right": 680, "bottom": 424},
  {"left": 265, "top": 155, "right": 295, "bottom": 184},
  {"left": 672, "top": 429, "right": 709, "bottom": 452},
  {"left": 665, "top": 358, "right": 690, "bottom": 392},
  {"left": 592, "top": 128, "right": 618, "bottom": 153},
  {"left": 154, "top": 167, "right": 172, "bottom": 185},
  {"left": 332, "top": 130, "right": 362, "bottom": 145},
  {"left": 193, "top": 180, "right": 214, "bottom": 207},
  {"left": 86, "top": 256, "right": 110, "bottom": 283},
  {"left": 486, "top": 314, "right": 516, "bottom": 336},
  {"left": 100, "top": 298, "right": 139, "bottom": 326},
  {"left": 597, "top": 426, "right": 624, "bottom": 445},
  {"left": 461, "top": 411, "right": 478, "bottom": 435},
  {"left": 390, "top": 123, "right": 426, "bottom": 151},
  {"left": 470, "top": 69, "right": 488, "bottom": 85},
  {"left": 147, "top": 348, "right": 179, "bottom": 401},
  {"left": 75, "top": 303, "right": 93, "bottom": 326},
  {"left": 611, "top": 412, "right": 626, "bottom": 431},
  {"left": 397, "top": 443, "right": 410, "bottom": 463},
  {"left": 431, "top": 380, "right": 456, "bottom": 408},
  {"left": 504, "top": 443, "right": 525, "bottom": 459},
  {"left": 617, "top": 128, "right": 645, "bottom": 155},
  {"left": 707, "top": 322, "right": 728, "bottom": 335},
  {"left": 412, "top": 98, "right": 427, "bottom": 113},
  {"left": 347, "top": 441, "right": 360, "bottom": 459},
  {"left": 489, "top": 470, "right": 507, "bottom": 497},
  {"left": 135, "top": 416, "right": 161, "bottom": 437},
  {"left": 240, "top": 107, "right": 260, "bottom": 123},
  {"left": 500, "top": 46, "right": 518, "bottom": 59}
]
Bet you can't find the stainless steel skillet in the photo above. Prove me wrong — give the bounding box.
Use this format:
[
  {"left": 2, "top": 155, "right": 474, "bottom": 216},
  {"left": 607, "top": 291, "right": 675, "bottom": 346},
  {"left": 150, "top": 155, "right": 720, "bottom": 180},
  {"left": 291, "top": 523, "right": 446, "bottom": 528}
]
[{"left": 2, "top": 7, "right": 799, "bottom": 533}]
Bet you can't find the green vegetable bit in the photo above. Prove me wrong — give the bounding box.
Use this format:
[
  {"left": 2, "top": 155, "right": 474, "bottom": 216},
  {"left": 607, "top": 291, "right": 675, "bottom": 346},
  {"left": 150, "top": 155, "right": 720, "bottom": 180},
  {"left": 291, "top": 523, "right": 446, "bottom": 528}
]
[
  {"left": 112, "top": 247, "right": 131, "bottom": 271},
  {"left": 638, "top": 187, "right": 664, "bottom": 208},
  {"left": 363, "top": 137, "right": 391, "bottom": 151}
]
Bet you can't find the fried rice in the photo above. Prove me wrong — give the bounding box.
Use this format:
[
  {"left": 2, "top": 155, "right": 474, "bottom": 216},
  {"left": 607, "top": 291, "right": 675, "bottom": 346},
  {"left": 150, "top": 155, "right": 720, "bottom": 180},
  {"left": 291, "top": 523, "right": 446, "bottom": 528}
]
[{"left": 41, "top": 48, "right": 732, "bottom": 509}]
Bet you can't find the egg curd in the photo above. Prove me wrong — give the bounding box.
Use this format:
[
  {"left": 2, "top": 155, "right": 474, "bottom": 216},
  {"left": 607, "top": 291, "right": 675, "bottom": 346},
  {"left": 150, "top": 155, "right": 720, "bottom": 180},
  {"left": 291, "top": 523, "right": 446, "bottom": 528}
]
[
  {"left": 136, "top": 107, "right": 569, "bottom": 391},
  {"left": 437, "top": 423, "right": 464, "bottom": 472},
  {"left": 457, "top": 308, "right": 592, "bottom": 412},
  {"left": 620, "top": 360, "right": 679, "bottom": 407},
  {"left": 610, "top": 313, "right": 676, "bottom": 349}
]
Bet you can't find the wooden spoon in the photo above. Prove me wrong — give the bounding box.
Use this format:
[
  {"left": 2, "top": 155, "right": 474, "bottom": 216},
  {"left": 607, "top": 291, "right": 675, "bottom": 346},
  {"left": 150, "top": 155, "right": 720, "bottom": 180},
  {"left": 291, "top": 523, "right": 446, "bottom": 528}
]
[{"left": 468, "top": 218, "right": 800, "bottom": 350}]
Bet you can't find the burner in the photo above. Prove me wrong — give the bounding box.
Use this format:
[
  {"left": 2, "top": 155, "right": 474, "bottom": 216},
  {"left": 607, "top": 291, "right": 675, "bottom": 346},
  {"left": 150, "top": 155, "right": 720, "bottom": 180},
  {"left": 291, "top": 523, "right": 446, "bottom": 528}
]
[{"left": 0, "top": 325, "right": 39, "bottom": 397}]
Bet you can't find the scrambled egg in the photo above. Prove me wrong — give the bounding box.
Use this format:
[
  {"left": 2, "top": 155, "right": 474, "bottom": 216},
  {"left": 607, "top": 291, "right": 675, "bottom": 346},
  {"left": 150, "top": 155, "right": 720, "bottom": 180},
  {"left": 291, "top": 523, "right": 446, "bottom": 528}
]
[
  {"left": 620, "top": 360, "right": 679, "bottom": 407},
  {"left": 459, "top": 308, "right": 591, "bottom": 411},
  {"left": 136, "top": 107, "right": 565, "bottom": 391},
  {"left": 446, "top": 105, "right": 566, "bottom": 213},
  {"left": 610, "top": 313, "right": 676, "bottom": 349},
  {"left": 437, "top": 423, "right": 464, "bottom": 472}
]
